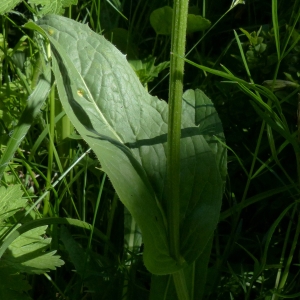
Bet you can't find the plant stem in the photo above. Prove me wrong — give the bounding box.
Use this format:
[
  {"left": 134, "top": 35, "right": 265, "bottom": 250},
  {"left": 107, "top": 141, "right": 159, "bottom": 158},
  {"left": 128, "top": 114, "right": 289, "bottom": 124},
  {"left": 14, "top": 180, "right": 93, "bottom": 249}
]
[
  {"left": 167, "top": 0, "right": 189, "bottom": 263},
  {"left": 43, "top": 83, "right": 55, "bottom": 217},
  {"left": 167, "top": 0, "right": 190, "bottom": 299},
  {"left": 173, "top": 269, "right": 190, "bottom": 300},
  {"left": 272, "top": 205, "right": 298, "bottom": 300},
  {"left": 278, "top": 206, "right": 300, "bottom": 293}
]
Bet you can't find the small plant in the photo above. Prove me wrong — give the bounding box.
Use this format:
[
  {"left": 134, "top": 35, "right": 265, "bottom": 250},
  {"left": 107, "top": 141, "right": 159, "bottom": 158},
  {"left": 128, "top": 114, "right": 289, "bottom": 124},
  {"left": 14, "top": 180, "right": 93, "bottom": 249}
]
[{"left": 0, "top": 185, "right": 64, "bottom": 298}]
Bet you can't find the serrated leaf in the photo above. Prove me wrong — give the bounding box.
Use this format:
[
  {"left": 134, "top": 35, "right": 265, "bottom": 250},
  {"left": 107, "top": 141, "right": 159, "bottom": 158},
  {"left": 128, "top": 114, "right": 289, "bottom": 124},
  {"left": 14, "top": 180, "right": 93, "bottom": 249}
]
[
  {"left": 0, "top": 0, "right": 22, "bottom": 14},
  {"left": 129, "top": 56, "right": 169, "bottom": 86},
  {"left": 35, "top": 15, "right": 224, "bottom": 274},
  {"left": 28, "top": 0, "right": 78, "bottom": 15},
  {"left": 0, "top": 185, "right": 25, "bottom": 223},
  {"left": 15, "top": 250, "right": 64, "bottom": 274},
  {"left": 0, "top": 265, "right": 31, "bottom": 300},
  {"left": 2, "top": 225, "right": 64, "bottom": 274}
]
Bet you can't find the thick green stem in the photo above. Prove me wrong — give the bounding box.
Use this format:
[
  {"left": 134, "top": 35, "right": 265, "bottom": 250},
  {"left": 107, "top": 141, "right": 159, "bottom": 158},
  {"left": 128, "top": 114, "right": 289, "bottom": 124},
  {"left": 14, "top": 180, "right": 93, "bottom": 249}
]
[
  {"left": 167, "top": 1, "right": 190, "bottom": 299},
  {"left": 167, "top": 0, "right": 189, "bottom": 262}
]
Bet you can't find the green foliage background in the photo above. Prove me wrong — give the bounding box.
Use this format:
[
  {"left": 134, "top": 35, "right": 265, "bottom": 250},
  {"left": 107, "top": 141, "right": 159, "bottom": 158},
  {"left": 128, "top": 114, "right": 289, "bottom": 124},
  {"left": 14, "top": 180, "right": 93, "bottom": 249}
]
[{"left": 1, "top": 0, "right": 300, "bottom": 299}]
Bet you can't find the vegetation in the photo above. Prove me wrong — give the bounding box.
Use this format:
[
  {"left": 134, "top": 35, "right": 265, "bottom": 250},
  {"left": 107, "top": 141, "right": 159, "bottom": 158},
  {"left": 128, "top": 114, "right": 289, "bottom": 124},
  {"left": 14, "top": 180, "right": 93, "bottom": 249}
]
[{"left": 0, "top": 0, "right": 300, "bottom": 299}]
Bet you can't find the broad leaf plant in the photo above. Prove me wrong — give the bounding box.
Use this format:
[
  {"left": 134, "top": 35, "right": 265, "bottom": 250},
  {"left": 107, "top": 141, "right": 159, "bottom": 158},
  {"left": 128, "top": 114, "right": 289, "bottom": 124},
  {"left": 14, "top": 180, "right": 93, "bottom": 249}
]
[{"left": 0, "top": 0, "right": 229, "bottom": 299}]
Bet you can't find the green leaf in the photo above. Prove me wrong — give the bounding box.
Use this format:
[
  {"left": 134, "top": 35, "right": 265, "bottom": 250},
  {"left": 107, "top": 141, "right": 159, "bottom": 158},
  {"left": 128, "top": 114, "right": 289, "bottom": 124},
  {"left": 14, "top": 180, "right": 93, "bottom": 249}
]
[
  {"left": 0, "top": 216, "right": 116, "bottom": 298},
  {"left": 35, "top": 15, "right": 224, "bottom": 274},
  {"left": 0, "top": 185, "right": 25, "bottom": 224},
  {"left": 186, "top": 14, "right": 211, "bottom": 33},
  {"left": 178, "top": 90, "right": 226, "bottom": 262},
  {"left": 28, "top": 0, "right": 78, "bottom": 15},
  {"left": 2, "top": 225, "right": 64, "bottom": 274},
  {"left": 0, "top": 0, "right": 22, "bottom": 14},
  {"left": 129, "top": 56, "right": 170, "bottom": 86},
  {"left": 0, "top": 217, "right": 112, "bottom": 258},
  {"left": 150, "top": 6, "right": 173, "bottom": 35},
  {"left": 60, "top": 226, "right": 109, "bottom": 298},
  {"left": 182, "top": 89, "right": 227, "bottom": 183},
  {"left": 150, "top": 238, "right": 213, "bottom": 299},
  {"left": 36, "top": 15, "right": 177, "bottom": 275},
  {"left": 150, "top": 6, "right": 211, "bottom": 35},
  {"left": 0, "top": 266, "right": 31, "bottom": 300},
  {"left": 60, "top": 226, "right": 98, "bottom": 278}
]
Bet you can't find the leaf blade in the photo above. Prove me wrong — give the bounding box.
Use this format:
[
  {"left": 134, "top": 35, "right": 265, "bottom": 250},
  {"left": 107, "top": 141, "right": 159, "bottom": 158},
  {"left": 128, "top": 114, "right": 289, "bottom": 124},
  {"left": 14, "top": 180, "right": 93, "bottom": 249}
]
[{"left": 36, "top": 14, "right": 225, "bottom": 273}]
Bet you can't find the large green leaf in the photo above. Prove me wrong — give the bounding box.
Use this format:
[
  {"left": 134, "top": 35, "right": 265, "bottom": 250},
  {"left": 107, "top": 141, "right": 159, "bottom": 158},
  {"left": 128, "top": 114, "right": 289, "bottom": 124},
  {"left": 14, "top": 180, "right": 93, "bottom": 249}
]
[
  {"left": 33, "top": 15, "right": 224, "bottom": 274},
  {"left": 177, "top": 90, "right": 226, "bottom": 262},
  {"left": 182, "top": 89, "right": 227, "bottom": 183},
  {"left": 52, "top": 42, "right": 176, "bottom": 275}
]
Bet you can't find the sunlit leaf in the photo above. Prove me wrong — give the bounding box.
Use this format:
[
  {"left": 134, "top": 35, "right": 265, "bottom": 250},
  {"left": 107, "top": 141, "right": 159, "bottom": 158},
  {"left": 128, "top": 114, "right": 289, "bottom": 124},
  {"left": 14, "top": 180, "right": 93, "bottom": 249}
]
[
  {"left": 34, "top": 14, "right": 224, "bottom": 274},
  {"left": 2, "top": 225, "right": 64, "bottom": 274},
  {"left": 0, "top": 0, "right": 22, "bottom": 14},
  {"left": 0, "top": 185, "right": 25, "bottom": 224},
  {"left": 28, "top": 0, "right": 78, "bottom": 15}
]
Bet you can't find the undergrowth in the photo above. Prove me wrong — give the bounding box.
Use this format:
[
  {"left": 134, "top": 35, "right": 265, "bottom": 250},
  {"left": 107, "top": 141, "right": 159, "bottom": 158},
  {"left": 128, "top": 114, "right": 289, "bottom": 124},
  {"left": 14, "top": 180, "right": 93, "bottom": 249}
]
[{"left": 0, "top": 0, "right": 300, "bottom": 299}]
